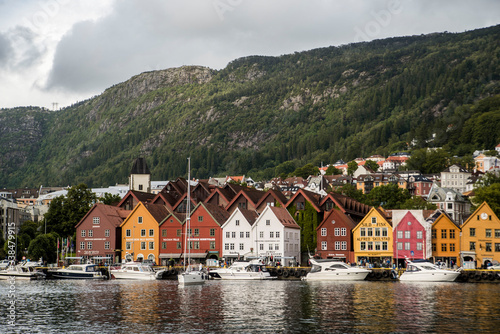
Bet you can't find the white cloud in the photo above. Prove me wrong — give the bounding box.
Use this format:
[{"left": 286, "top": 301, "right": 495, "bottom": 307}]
[{"left": 0, "top": 0, "right": 499, "bottom": 109}]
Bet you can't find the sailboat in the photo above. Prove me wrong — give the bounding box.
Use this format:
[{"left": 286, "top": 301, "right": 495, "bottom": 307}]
[{"left": 178, "top": 157, "right": 205, "bottom": 286}]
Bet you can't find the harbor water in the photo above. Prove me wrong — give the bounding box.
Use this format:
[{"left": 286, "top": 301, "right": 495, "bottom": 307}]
[{"left": 1, "top": 279, "right": 500, "bottom": 333}]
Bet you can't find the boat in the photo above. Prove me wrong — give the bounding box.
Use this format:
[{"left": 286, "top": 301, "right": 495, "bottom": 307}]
[
  {"left": 51, "top": 263, "right": 106, "bottom": 279},
  {"left": 209, "top": 259, "right": 276, "bottom": 280},
  {"left": 0, "top": 262, "right": 46, "bottom": 280},
  {"left": 178, "top": 158, "right": 205, "bottom": 286},
  {"left": 399, "top": 260, "right": 461, "bottom": 282},
  {"left": 302, "top": 258, "right": 371, "bottom": 281},
  {"left": 110, "top": 262, "right": 164, "bottom": 280}
]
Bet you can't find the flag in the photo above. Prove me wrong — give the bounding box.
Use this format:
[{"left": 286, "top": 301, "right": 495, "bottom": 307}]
[{"left": 57, "top": 238, "right": 59, "bottom": 250}]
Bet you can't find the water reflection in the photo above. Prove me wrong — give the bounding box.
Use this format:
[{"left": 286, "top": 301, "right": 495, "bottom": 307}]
[{"left": 1, "top": 280, "right": 500, "bottom": 333}]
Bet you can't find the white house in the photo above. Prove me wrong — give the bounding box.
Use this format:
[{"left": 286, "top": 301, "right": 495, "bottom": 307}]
[
  {"left": 253, "top": 205, "right": 301, "bottom": 266},
  {"left": 221, "top": 208, "right": 259, "bottom": 261}
]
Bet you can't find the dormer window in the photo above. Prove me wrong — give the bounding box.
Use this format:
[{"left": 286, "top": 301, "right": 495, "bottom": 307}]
[{"left": 138, "top": 217, "right": 143, "bottom": 224}]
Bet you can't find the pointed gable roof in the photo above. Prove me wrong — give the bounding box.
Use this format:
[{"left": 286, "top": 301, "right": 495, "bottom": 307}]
[
  {"left": 75, "top": 203, "right": 130, "bottom": 228},
  {"left": 222, "top": 207, "right": 259, "bottom": 229},
  {"left": 318, "top": 208, "right": 357, "bottom": 231},
  {"left": 320, "top": 192, "right": 371, "bottom": 218},
  {"left": 130, "top": 157, "right": 150, "bottom": 174},
  {"left": 117, "top": 190, "right": 156, "bottom": 209},
  {"left": 159, "top": 211, "right": 186, "bottom": 227},
  {"left": 255, "top": 189, "right": 288, "bottom": 210},
  {"left": 266, "top": 206, "right": 300, "bottom": 229},
  {"left": 461, "top": 201, "right": 498, "bottom": 228},
  {"left": 286, "top": 188, "right": 322, "bottom": 212},
  {"left": 193, "top": 202, "right": 231, "bottom": 226}
]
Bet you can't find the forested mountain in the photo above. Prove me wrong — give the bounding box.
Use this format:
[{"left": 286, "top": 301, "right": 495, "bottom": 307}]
[{"left": 1, "top": 25, "right": 500, "bottom": 188}]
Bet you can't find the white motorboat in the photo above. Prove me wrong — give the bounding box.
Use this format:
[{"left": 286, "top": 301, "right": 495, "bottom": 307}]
[
  {"left": 0, "top": 262, "right": 46, "bottom": 280},
  {"left": 110, "top": 262, "right": 164, "bottom": 280},
  {"left": 178, "top": 265, "right": 207, "bottom": 285},
  {"left": 210, "top": 260, "right": 276, "bottom": 280},
  {"left": 399, "top": 260, "right": 460, "bottom": 282},
  {"left": 52, "top": 263, "right": 106, "bottom": 279},
  {"left": 302, "top": 258, "right": 371, "bottom": 281}
]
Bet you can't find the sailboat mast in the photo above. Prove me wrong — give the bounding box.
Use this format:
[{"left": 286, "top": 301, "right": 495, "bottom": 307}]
[{"left": 187, "top": 157, "right": 191, "bottom": 268}]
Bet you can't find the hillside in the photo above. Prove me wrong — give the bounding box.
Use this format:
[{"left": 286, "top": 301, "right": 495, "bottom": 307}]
[{"left": 1, "top": 25, "right": 500, "bottom": 188}]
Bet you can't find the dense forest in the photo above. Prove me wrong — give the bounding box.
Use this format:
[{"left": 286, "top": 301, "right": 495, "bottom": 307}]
[{"left": 1, "top": 25, "right": 500, "bottom": 188}]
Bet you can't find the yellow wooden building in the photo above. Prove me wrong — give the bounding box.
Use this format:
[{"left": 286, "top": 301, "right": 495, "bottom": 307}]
[
  {"left": 431, "top": 213, "right": 461, "bottom": 268},
  {"left": 120, "top": 202, "right": 169, "bottom": 264},
  {"left": 352, "top": 207, "right": 393, "bottom": 267},
  {"left": 460, "top": 202, "right": 500, "bottom": 268}
]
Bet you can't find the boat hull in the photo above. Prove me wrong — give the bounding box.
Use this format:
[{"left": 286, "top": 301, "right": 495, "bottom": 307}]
[
  {"left": 216, "top": 271, "right": 275, "bottom": 280},
  {"left": 399, "top": 271, "right": 460, "bottom": 282},
  {"left": 178, "top": 271, "right": 205, "bottom": 285},
  {"left": 51, "top": 272, "right": 104, "bottom": 279},
  {"left": 303, "top": 271, "right": 370, "bottom": 281},
  {"left": 111, "top": 271, "right": 157, "bottom": 280},
  {"left": 0, "top": 272, "right": 43, "bottom": 280}
]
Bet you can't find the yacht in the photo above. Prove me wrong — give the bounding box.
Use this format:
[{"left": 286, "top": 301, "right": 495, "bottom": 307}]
[
  {"left": 178, "top": 265, "right": 207, "bottom": 285},
  {"left": 399, "top": 260, "right": 460, "bottom": 282},
  {"left": 52, "top": 263, "right": 106, "bottom": 279},
  {"left": 110, "top": 262, "right": 164, "bottom": 280},
  {"left": 302, "top": 258, "right": 371, "bottom": 281},
  {"left": 210, "top": 260, "right": 275, "bottom": 280},
  {"left": 0, "top": 262, "right": 46, "bottom": 280}
]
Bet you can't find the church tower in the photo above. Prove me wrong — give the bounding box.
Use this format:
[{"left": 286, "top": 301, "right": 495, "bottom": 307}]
[{"left": 129, "top": 157, "right": 151, "bottom": 193}]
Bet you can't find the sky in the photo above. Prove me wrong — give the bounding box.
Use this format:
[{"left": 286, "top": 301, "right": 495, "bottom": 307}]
[{"left": 0, "top": 0, "right": 499, "bottom": 109}]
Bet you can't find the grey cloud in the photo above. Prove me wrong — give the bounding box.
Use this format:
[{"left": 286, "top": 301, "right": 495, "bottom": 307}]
[{"left": 0, "top": 33, "right": 13, "bottom": 67}]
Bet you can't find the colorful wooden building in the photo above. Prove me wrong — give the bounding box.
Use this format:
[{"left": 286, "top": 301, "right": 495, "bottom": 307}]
[
  {"left": 316, "top": 209, "right": 357, "bottom": 263},
  {"left": 430, "top": 212, "right": 460, "bottom": 268}
]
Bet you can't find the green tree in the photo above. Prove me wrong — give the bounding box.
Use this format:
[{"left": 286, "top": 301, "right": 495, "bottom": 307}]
[
  {"left": 472, "top": 183, "right": 500, "bottom": 217},
  {"left": 366, "top": 184, "right": 411, "bottom": 209},
  {"left": 99, "top": 193, "right": 122, "bottom": 205},
  {"left": 347, "top": 161, "right": 358, "bottom": 176},
  {"left": 400, "top": 196, "right": 437, "bottom": 210},
  {"left": 325, "top": 165, "right": 342, "bottom": 175},
  {"left": 364, "top": 160, "right": 379, "bottom": 172},
  {"left": 42, "top": 184, "right": 97, "bottom": 238},
  {"left": 291, "top": 163, "right": 319, "bottom": 179},
  {"left": 406, "top": 148, "right": 450, "bottom": 174},
  {"left": 28, "top": 233, "right": 58, "bottom": 263},
  {"left": 334, "top": 183, "right": 365, "bottom": 203}
]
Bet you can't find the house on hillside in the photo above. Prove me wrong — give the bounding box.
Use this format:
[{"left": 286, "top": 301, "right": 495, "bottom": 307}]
[
  {"left": 440, "top": 164, "right": 471, "bottom": 194},
  {"left": 426, "top": 185, "right": 471, "bottom": 224},
  {"left": 76, "top": 203, "right": 130, "bottom": 264}
]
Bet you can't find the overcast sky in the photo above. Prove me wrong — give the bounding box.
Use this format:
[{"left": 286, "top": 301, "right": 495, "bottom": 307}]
[{"left": 0, "top": 0, "right": 499, "bottom": 109}]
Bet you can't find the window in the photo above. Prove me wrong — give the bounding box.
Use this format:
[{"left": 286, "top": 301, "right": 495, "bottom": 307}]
[
  {"left": 275, "top": 244, "right": 279, "bottom": 250},
  {"left": 177, "top": 229, "right": 181, "bottom": 237},
  {"left": 141, "top": 242, "right": 146, "bottom": 250},
  {"left": 486, "top": 242, "right": 492, "bottom": 252},
  {"left": 210, "top": 241, "right": 215, "bottom": 249},
  {"left": 397, "top": 231, "right": 403, "bottom": 239},
  {"left": 360, "top": 228, "right": 366, "bottom": 237},
  {"left": 432, "top": 243, "right": 436, "bottom": 252},
  {"left": 149, "top": 242, "right": 154, "bottom": 250},
  {"left": 371, "top": 217, "right": 377, "bottom": 224},
  {"left": 141, "top": 229, "right": 146, "bottom": 237},
  {"left": 270, "top": 232, "right": 274, "bottom": 238},
  {"left": 382, "top": 242, "right": 388, "bottom": 250},
  {"left": 232, "top": 232, "right": 236, "bottom": 238},
  {"left": 441, "top": 229, "right": 447, "bottom": 239},
  {"left": 495, "top": 243, "right": 500, "bottom": 252},
  {"left": 276, "top": 231, "right": 280, "bottom": 238},
  {"left": 341, "top": 241, "right": 347, "bottom": 250},
  {"left": 240, "top": 232, "right": 244, "bottom": 238},
  {"left": 149, "top": 229, "right": 154, "bottom": 237},
  {"left": 449, "top": 229, "right": 455, "bottom": 239},
  {"left": 486, "top": 229, "right": 492, "bottom": 238},
  {"left": 126, "top": 242, "right": 131, "bottom": 250},
  {"left": 450, "top": 243, "right": 455, "bottom": 252},
  {"left": 360, "top": 242, "right": 366, "bottom": 250},
  {"left": 341, "top": 228, "right": 347, "bottom": 236},
  {"left": 126, "top": 229, "right": 131, "bottom": 237},
  {"left": 266, "top": 220, "right": 270, "bottom": 225},
  {"left": 87, "top": 242, "right": 92, "bottom": 249},
  {"left": 382, "top": 228, "right": 388, "bottom": 237},
  {"left": 138, "top": 217, "right": 143, "bottom": 224},
  {"left": 334, "top": 228, "right": 340, "bottom": 236},
  {"left": 259, "top": 244, "right": 264, "bottom": 250},
  {"left": 321, "top": 228, "right": 327, "bottom": 236},
  {"left": 432, "top": 229, "right": 436, "bottom": 239},
  {"left": 88, "top": 230, "right": 93, "bottom": 237},
  {"left": 447, "top": 203, "right": 452, "bottom": 210},
  {"left": 81, "top": 230, "right": 86, "bottom": 237},
  {"left": 187, "top": 229, "right": 192, "bottom": 236},
  {"left": 335, "top": 241, "right": 340, "bottom": 250},
  {"left": 470, "top": 228, "right": 476, "bottom": 237},
  {"left": 259, "top": 231, "right": 264, "bottom": 238},
  {"left": 416, "top": 242, "right": 422, "bottom": 251},
  {"left": 162, "top": 242, "right": 166, "bottom": 249},
  {"left": 162, "top": 230, "right": 167, "bottom": 237},
  {"left": 80, "top": 242, "right": 85, "bottom": 249},
  {"left": 470, "top": 242, "right": 475, "bottom": 251},
  {"left": 235, "top": 220, "right": 239, "bottom": 226},
  {"left": 230, "top": 243, "right": 235, "bottom": 250},
  {"left": 104, "top": 241, "right": 110, "bottom": 249},
  {"left": 441, "top": 243, "right": 447, "bottom": 252},
  {"left": 224, "top": 243, "right": 229, "bottom": 250},
  {"left": 198, "top": 216, "right": 203, "bottom": 222},
  {"left": 268, "top": 244, "right": 273, "bottom": 250},
  {"left": 93, "top": 217, "right": 100, "bottom": 225},
  {"left": 375, "top": 242, "right": 381, "bottom": 251},
  {"left": 375, "top": 228, "right": 380, "bottom": 237},
  {"left": 367, "top": 228, "right": 373, "bottom": 237},
  {"left": 495, "top": 230, "right": 500, "bottom": 238},
  {"left": 246, "top": 232, "right": 250, "bottom": 238},
  {"left": 194, "top": 229, "right": 199, "bottom": 237},
  {"left": 194, "top": 241, "right": 200, "bottom": 250},
  {"left": 416, "top": 231, "right": 422, "bottom": 239},
  {"left": 405, "top": 231, "right": 410, "bottom": 239},
  {"left": 239, "top": 243, "right": 244, "bottom": 251},
  {"left": 321, "top": 241, "right": 327, "bottom": 250},
  {"left": 404, "top": 242, "right": 410, "bottom": 250},
  {"left": 105, "top": 229, "right": 110, "bottom": 237},
  {"left": 367, "top": 242, "right": 373, "bottom": 250},
  {"left": 226, "top": 231, "right": 230, "bottom": 238},
  {"left": 177, "top": 242, "right": 181, "bottom": 249},
  {"left": 210, "top": 228, "right": 215, "bottom": 237}
]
